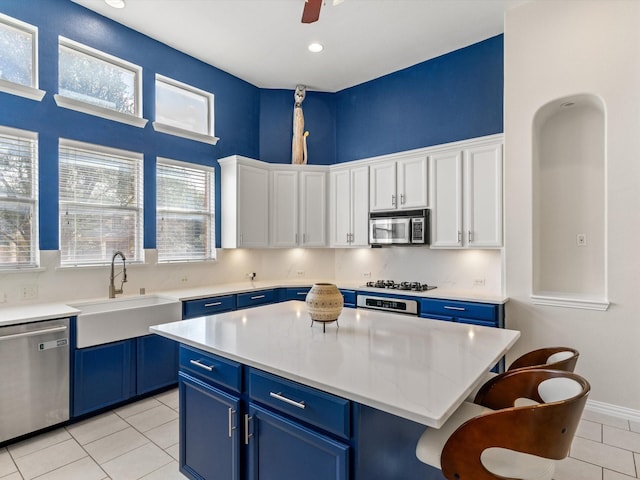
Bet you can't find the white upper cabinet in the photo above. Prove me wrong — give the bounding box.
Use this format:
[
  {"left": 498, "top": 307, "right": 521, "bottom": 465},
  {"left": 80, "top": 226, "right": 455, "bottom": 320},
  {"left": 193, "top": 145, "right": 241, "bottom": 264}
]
[
  {"left": 270, "top": 168, "right": 327, "bottom": 248},
  {"left": 369, "top": 154, "right": 428, "bottom": 212},
  {"left": 464, "top": 143, "right": 503, "bottom": 248},
  {"left": 219, "top": 156, "right": 270, "bottom": 248},
  {"left": 430, "top": 139, "right": 503, "bottom": 248},
  {"left": 329, "top": 165, "right": 369, "bottom": 247},
  {"left": 430, "top": 150, "right": 463, "bottom": 247}
]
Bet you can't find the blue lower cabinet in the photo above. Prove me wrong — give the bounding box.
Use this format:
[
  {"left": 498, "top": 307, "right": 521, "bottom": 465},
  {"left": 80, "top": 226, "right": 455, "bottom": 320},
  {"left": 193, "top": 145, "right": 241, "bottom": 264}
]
[
  {"left": 179, "top": 372, "right": 241, "bottom": 480},
  {"left": 339, "top": 289, "right": 356, "bottom": 308},
  {"left": 237, "top": 289, "right": 277, "bottom": 309},
  {"left": 282, "top": 287, "right": 311, "bottom": 301},
  {"left": 182, "top": 294, "right": 236, "bottom": 319},
  {"left": 73, "top": 339, "right": 136, "bottom": 416},
  {"left": 137, "top": 334, "right": 178, "bottom": 395},
  {"left": 247, "top": 403, "right": 349, "bottom": 480}
]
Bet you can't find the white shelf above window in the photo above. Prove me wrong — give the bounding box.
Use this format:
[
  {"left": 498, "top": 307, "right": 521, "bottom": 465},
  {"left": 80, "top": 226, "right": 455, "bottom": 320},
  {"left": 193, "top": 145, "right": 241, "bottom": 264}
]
[
  {"left": 531, "top": 292, "right": 610, "bottom": 311},
  {"left": 0, "top": 79, "right": 45, "bottom": 101},
  {"left": 152, "top": 121, "right": 219, "bottom": 145},
  {"left": 54, "top": 94, "right": 148, "bottom": 128}
]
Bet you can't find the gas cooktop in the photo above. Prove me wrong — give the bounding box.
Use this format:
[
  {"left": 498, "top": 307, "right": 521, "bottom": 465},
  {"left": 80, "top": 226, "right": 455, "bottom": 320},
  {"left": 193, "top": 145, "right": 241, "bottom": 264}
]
[{"left": 365, "top": 280, "right": 437, "bottom": 292}]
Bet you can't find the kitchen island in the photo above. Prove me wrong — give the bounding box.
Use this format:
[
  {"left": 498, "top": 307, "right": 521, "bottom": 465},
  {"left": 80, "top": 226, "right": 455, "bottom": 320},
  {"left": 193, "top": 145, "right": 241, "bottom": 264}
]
[{"left": 151, "top": 301, "right": 519, "bottom": 480}]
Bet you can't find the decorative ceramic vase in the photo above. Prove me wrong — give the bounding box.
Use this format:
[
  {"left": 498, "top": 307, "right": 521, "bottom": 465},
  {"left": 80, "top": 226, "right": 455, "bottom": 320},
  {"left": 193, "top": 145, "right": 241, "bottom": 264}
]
[{"left": 305, "top": 283, "right": 343, "bottom": 326}]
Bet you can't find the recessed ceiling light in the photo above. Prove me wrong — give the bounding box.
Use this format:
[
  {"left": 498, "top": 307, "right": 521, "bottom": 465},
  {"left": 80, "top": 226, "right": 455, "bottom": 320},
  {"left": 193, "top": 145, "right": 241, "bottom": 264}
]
[
  {"left": 308, "top": 43, "right": 324, "bottom": 53},
  {"left": 105, "top": 0, "right": 126, "bottom": 8}
]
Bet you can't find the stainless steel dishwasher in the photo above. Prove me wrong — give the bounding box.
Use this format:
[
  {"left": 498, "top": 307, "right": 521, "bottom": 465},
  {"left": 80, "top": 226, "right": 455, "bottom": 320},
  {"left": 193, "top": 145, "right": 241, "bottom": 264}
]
[{"left": 0, "top": 317, "right": 70, "bottom": 443}]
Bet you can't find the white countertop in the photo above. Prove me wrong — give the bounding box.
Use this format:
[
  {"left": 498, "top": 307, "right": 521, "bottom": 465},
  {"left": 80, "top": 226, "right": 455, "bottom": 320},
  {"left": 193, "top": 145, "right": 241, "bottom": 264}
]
[
  {"left": 0, "top": 303, "right": 81, "bottom": 327},
  {"left": 150, "top": 301, "right": 520, "bottom": 428},
  {"left": 0, "top": 279, "right": 508, "bottom": 326}
]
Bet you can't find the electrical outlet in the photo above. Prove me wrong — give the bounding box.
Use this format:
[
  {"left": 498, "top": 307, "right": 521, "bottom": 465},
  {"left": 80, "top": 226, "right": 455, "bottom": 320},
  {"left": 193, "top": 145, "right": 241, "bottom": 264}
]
[
  {"left": 296, "top": 270, "right": 305, "bottom": 277},
  {"left": 245, "top": 272, "right": 256, "bottom": 280},
  {"left": 473, "top": 279, "right": 486, "bottom": 287},
  {"left": 362, "top": 272, "right": 372, "bottom": 278},
  {"left": 576, "top": 234, "right": 587, "bottom": 246},
  {"left": 21, "top": 285, "right": 38, "bottom": 300},
  {"left": 180, "top": 275, "right": 188, "bottom": 283}
]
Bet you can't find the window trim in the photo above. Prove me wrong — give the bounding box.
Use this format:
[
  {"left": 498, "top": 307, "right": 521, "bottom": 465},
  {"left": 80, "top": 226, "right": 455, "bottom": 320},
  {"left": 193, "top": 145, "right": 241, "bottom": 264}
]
[
  {"left": 0, "top": 13, "right": 45, "bottom": 101},
  {"left": 0, "top": 125, "right": 39, "bottom": 269},
  {"left": 55, "top": 37, "right": 147, "bottom": 127},
  {"left": 58, "top": 138, "right": 144, "bottom": 267},
  {"left": 156, "top": 157, "right": 216, "bottom": 263},
  {"left": 153, "top": 74, "right": 219, "bottom": 145}
]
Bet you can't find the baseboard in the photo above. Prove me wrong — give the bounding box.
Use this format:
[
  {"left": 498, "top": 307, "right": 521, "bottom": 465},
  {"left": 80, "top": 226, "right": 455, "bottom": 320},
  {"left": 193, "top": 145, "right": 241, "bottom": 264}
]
[{"left": 586, "top": 399, "right": 640, "bottom": 423}]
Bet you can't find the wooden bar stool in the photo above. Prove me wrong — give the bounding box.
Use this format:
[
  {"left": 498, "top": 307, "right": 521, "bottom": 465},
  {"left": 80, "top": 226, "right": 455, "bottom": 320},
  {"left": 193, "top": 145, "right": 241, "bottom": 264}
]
[
  {"left": 467, "top": 347, "right": 579, "bottom": 403},
  {"left": 416, "top": 369, "right": 590, "bottom": 480}
]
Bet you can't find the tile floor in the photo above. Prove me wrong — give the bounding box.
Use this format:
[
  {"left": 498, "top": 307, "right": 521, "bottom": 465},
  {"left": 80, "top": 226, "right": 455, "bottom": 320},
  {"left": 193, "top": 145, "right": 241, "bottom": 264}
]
[
  {"left": 0, "top": 389, "right": 185, "bottom": 480},
  {"left": 1, "top": 390, "right": 639, "bottom": 480}
]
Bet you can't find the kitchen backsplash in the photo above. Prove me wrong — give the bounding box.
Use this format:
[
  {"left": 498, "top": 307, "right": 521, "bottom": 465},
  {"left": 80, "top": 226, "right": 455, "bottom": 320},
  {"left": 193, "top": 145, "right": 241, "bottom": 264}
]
[{"left": 0, "top": 248, "right": 502, "bottom": 305}]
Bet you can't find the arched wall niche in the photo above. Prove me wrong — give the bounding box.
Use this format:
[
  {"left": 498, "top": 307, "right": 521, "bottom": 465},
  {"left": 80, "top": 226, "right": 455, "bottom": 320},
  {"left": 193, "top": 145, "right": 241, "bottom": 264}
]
[{"left": 531, "top": 93, "right": 608, "bottom": 310}]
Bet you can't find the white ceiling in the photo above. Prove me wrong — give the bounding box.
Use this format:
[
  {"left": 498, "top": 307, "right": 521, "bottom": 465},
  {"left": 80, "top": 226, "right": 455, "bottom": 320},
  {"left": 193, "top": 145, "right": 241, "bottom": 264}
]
[{"left": 71, "top": 0, "right": 527, "bottom": 93}]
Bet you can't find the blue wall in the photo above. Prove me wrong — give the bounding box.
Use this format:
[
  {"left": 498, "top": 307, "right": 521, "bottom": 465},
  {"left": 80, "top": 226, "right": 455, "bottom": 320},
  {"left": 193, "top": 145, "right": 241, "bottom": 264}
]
[
  {"left": 0, "top": 0, "right": 260, "bottom": 250},
  {"left": 334, "top": 35, "right": 504, "bottom": 162},
  {"left": 0, "top": 0, "right": 503, "bottom": 251}
]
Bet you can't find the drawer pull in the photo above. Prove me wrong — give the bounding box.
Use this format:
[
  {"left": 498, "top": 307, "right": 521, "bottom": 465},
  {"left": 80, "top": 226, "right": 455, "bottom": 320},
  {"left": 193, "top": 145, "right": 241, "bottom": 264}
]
[
  {"left": 204, "top": 301, "right": 222, "bottom": 307},
  {"left": 228, "top": 408, "right": 236, "bottom": 438},
  {"left": 443, "top": 306, "right": 466, "bottom": 311},
  {"left": 250, "top": 295, "right": 266, "bottom": 300},
  {"left": 190, "top": 359, "right": 214, "bottom": 372},
  {"left": 270, "top": 391, "right": 306, "bottom": 409},
  {"left": 244, "top": 414, "right": 253, "bottom": 445},
  {"left": 296, "top": 292, "right": 308, "bottom": 296}
]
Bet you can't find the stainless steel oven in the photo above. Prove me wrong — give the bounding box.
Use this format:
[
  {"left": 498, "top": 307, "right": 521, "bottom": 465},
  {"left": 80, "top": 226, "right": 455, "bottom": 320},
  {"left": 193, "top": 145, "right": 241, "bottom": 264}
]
[{"left": 357, "top": 294, "right": 419, "bottom": 315}]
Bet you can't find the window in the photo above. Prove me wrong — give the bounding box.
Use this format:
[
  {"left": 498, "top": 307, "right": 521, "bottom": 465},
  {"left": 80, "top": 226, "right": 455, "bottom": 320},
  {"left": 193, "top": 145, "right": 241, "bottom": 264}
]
[
  {"left": 153, "top": 75, "right": 218, "bottom": 145},
  {"left": 0, "top": 13, "right": 44, "bottom": 101},
  {"left": 59, "top": 141, "right": 143, "bottom": 266},
  {"left": 0, "top": 127, "right": 38, "bottom": 268},
  {"left": 156, "top": 158, "right": 215, "bottom": 262},
  {"left": 55, "top": 38, "right": 146, "bottom": 127}
]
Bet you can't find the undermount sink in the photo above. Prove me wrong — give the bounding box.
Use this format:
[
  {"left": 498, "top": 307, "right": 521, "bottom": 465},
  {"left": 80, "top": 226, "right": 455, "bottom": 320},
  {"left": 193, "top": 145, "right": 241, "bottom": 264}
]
[{"left": 71, "top": 295, "right": 181, "bottom": 348}]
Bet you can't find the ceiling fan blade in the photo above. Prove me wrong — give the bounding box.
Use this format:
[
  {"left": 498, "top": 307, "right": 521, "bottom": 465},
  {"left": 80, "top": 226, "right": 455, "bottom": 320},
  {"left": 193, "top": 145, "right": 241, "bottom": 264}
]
[{"left": 302, "top": 0, "right": 322, "bottom": 24}]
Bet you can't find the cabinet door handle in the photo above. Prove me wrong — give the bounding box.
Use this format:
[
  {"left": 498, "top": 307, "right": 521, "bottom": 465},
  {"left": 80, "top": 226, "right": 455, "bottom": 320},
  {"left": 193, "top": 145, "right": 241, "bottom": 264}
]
[
  {"left": 250, "top": 294, "right": 265, "bottom": 300},
  {"left": 443, "top": 306, "right": 466, "bottom": 311},
  {"left": 269, "top": 391, "right": 306, "bottom": 409},
  {"left": 468, "top": 230, "right": 473, "bottom": 242},
  {"left": 295, "top": 233, "right": 298, "bottom": 244},
  {"left": 457, "top": 231, "right": 462, "bottom": 242},
  {"left": 391, "top": 194, "right": 396, "bottom": 206},
  {"left": 204, "top": 301, "right": 222, "bottom": 307},
  {"left": 400, "top": 193, "right": 405, "bottom": 205},
  {"left": 244, "top": 414, "right": 253, "bottom": 445},
  {"left": 228, "top": 408, "right": 236, "bottom": 438},
  {"left": 189, "top": 359, "right": 214, "bottom": 372}
]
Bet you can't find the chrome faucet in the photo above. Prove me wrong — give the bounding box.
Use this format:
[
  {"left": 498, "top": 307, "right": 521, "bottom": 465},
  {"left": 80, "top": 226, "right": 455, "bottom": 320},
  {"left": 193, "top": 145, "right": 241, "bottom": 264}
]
[{"left": 109, "top": 251, "right": 128, "bottom": 298}]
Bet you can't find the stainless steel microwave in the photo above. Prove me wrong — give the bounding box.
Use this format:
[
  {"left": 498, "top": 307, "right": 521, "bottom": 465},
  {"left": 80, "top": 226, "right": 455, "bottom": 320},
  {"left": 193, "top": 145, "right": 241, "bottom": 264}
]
[{"left": 369, "top": 209, "right": 430, "bottom": 245}]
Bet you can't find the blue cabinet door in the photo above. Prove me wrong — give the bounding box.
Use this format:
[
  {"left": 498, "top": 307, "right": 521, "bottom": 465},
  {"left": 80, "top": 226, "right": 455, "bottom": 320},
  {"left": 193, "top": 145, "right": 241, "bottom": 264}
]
[
  {"left": 73, "top": 339, "right": 136, "bottom": 416},
  {"left": 247, "top": 403, "right": 349, "bottom": 480},
  {"left": 179, "top": 373, "right": 241, "bottom": 480},
  {"left": 137, "top": 334, "right": 178, "bottom": 395}
]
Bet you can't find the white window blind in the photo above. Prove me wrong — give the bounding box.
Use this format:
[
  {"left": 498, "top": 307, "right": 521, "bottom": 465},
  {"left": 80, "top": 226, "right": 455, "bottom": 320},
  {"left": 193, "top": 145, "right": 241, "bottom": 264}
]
[
  {"left": 0, "top": 127, "right": 38, "bottom": 268},
  {"left": 59, "top": 141, "right": 143, "bottom": 266},
  {"left": 157, "top": 159, "right": 214, "bottom": 262}
]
